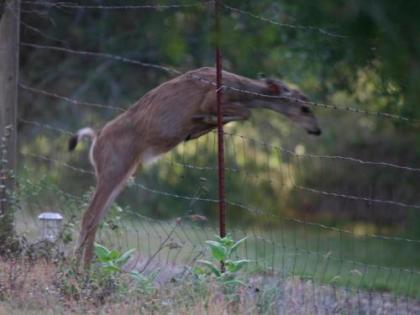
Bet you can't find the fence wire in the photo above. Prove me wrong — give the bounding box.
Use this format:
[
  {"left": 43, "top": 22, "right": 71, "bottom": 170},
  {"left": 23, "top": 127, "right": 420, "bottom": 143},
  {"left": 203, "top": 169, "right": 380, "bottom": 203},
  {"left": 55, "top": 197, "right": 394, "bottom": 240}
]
[
  {"left": 19, "top": 41, "right": 420, "bottom": 125},
  {"left": 2, "top": 0, "right": 420, "bottom": 313},
  {"left": 222, "top": 3, "right": 347, "bottom": 39},
  {"left": 11, "top": 161, "right": 420, "bottom": 313}
]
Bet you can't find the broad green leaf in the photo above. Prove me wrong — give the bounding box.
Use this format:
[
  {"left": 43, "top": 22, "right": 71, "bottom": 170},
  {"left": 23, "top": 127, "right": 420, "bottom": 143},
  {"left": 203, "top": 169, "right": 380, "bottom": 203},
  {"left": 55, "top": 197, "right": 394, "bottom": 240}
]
[
  {"left": 225, "top": 259, "right": 250, "bottom": 273},
  {"left": 214, "top": 235, "right": 223, "bottom": 242},
  {"left": 205, "top": 241, "right": 227, "bottom": 261},
  {"left": 108, "top": 250, "right": 120, "bottom": 260},
  {"left": 221, "top": 235, "right": 234, "bottom": 247},
  {"left": 94, "top": 243, "right": 110, "bottom": 260},
  {"left": 197, "top": 259, "right": 221, "bottom": 277}
]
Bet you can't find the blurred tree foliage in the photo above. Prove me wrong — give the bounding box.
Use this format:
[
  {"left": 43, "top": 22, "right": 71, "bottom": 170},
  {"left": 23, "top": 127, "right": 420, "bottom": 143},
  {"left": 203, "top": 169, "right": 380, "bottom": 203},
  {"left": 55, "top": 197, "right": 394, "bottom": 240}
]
[{"left": 17, "top": 0, "right": 420, "bottom": 235}]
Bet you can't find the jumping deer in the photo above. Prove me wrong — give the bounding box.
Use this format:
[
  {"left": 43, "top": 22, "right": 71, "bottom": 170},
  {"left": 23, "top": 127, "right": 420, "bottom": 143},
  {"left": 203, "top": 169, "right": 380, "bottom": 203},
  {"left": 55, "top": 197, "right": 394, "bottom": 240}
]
[{"left": 69, "top": 67, "right": 321, "bottom": 267}]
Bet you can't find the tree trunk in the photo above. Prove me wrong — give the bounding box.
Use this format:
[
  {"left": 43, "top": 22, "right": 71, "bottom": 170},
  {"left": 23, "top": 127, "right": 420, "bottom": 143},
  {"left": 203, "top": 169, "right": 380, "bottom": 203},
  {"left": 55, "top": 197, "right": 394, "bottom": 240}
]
[{"left": 0, "top": 0, "right": 20, "bottom": 255}]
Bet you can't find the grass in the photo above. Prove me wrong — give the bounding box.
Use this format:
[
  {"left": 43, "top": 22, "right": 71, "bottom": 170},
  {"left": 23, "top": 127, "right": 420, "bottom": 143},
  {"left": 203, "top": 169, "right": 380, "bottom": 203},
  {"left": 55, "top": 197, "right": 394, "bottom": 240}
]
[
  {"left": 14, "top": 210, "right": 420, "bottom": 298},
  {"left": 7, "top": 177, "right": 419, "bottom": 315},
  {"left": 1, "top": 258, "right": 419, "bottom": 315},
  {"left": 12, "top": 166, "right": 420, "bottom": 298}
]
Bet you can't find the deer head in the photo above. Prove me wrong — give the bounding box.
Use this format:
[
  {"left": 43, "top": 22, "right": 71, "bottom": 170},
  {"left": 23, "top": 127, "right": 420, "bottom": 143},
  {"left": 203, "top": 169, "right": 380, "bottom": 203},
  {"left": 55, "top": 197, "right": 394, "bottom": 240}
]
[{"left": 249, "top": 78, "right": 322, "bottom": 136}]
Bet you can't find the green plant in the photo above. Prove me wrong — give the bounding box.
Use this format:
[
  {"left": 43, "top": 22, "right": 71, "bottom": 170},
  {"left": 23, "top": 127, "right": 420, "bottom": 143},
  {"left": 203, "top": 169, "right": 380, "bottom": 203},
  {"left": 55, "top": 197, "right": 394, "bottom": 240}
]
[
  {"left": 195, "top": 234, "right": 250, "bottom": 287},
  {"left": 94, "top": 243, "right": 134, "bottom": 274},
  {"left": 128, "top": 270, "right": 158, "bottom": 295},
  {"left": 94, "top": 243, "right": 156, "bottom": 294}
]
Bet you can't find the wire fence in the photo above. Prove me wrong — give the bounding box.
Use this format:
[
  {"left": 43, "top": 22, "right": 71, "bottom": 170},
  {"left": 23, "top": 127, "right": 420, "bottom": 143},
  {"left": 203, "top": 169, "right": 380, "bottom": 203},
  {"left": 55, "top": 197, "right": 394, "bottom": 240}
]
[{"left": 2, "top": 0, "right": 420, "bottom": 313}]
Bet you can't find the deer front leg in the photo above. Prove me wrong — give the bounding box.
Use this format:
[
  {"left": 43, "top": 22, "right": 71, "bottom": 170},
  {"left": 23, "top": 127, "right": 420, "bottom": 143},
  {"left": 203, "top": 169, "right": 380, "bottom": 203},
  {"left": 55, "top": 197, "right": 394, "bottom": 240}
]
[
  {"left": 192, "top": 114, "right": 248, "bottom": 125},
  {"left": 192, "top": 102, "right": 251, "bottom": 124},
  {"left": 197, "top": 89, "right": 250, "bottom": 119},
  {"left": 187, "top": 93, "right": 250, "bottom": 141},
  {"left": 187, "top": 104, "right": 250, "bottom": 141}
]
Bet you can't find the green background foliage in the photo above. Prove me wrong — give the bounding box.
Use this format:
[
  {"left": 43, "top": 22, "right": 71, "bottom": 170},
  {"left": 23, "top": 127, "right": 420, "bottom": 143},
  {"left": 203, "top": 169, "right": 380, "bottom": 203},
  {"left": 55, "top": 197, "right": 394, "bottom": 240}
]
[{"left": 18, "top": 0, "right": 420, "bottom": 239}]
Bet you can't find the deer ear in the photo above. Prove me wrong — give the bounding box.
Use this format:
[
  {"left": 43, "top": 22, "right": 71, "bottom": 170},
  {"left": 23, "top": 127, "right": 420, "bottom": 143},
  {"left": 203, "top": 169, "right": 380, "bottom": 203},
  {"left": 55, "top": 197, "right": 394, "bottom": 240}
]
[{"left": 265, "top": 79, "right": 282, "bottom": 95}]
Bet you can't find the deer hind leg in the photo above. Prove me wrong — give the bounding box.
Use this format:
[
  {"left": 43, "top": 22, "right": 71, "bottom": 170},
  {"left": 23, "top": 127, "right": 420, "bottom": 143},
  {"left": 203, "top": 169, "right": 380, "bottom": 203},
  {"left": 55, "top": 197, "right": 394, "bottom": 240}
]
[{"left": 77, "top": 164, "right": 138, "bottom": 268}]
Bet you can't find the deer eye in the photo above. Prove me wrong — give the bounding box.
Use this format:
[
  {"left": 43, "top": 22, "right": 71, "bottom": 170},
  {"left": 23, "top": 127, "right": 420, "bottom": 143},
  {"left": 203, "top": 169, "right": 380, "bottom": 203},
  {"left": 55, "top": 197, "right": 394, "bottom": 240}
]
[{"left": 301, "top": 106, "right": 310, "bottom": 114}]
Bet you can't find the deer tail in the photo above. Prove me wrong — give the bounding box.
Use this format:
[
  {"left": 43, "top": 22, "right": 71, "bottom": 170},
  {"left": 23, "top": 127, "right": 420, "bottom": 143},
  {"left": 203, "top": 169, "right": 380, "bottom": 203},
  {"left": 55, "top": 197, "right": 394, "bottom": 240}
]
[{"left": 68, "top": 127, "right": 96, "bottom": 152}]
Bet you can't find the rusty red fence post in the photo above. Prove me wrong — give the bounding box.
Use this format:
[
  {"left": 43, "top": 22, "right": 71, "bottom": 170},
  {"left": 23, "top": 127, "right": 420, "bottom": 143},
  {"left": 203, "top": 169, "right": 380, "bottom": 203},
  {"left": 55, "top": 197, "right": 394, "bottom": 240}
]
[{"left": 214, "top": 0, "right": 226, "bottom": 242}]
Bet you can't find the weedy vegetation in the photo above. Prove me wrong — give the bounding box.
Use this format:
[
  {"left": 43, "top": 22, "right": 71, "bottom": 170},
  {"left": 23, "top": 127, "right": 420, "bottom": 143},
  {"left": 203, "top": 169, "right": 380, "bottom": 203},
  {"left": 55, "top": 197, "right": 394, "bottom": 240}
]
[
  {"left": 0, "top": 175, "right": 418, "bottom": 314},
  {"left": 195, "top": 234, "right": 250, "bottom": 288}
]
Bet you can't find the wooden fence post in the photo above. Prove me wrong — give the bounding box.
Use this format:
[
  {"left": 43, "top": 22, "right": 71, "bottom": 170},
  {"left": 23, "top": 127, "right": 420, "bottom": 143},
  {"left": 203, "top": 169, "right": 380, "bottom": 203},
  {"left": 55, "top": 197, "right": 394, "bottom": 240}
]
[{"left": 0, "top": 0, "right": 20, "bottom": 254}]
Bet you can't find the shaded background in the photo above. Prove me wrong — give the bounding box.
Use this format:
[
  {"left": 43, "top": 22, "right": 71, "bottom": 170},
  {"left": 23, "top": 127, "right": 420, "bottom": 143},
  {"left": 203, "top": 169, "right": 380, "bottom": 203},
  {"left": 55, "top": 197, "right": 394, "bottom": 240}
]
[
  {"left": 18, "top": 0, "right": 420, "bottom": 230},
  {"left": 13, "top": 1, "right": 420, "bottom": 292}
]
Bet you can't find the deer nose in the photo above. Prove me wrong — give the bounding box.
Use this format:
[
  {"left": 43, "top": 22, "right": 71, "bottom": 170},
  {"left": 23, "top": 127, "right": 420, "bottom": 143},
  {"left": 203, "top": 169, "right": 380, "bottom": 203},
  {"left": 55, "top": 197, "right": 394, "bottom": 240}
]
[{"left": 308, "top": 128, "right": 322, "bottom": 136}]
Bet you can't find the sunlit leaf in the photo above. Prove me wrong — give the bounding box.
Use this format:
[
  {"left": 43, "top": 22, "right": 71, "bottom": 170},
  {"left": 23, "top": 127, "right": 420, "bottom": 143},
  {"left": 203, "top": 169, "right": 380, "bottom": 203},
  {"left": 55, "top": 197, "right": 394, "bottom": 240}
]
[
  {"left": 205, "top": 241, "right": 227, "bottom": 261},
  {"left": 94, "top": 243, "right": 110, "bottom": 261}
]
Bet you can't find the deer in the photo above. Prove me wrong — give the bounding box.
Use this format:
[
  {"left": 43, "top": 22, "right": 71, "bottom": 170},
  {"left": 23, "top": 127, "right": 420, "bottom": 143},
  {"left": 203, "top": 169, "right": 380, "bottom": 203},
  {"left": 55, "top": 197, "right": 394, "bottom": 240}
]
[{"left": 68, "top": 67, "right": 322, "bottom": 267}]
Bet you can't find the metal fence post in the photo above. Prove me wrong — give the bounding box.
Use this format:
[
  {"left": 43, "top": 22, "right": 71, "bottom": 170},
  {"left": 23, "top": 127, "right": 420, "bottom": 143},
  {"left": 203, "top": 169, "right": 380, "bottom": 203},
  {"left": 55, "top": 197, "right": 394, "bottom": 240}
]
[
  {"left": 214, "top": 0, "right": 226, "bottom": 272},
  {"left": 214, "top": 0, "right": 225, "bottom": 238}
]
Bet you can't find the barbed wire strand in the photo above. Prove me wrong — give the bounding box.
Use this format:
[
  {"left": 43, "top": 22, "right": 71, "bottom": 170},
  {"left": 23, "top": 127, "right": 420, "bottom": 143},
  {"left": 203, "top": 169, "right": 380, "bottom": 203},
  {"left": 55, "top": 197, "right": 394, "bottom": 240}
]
[
  {"left": 19, "top": 83, "right": 127, "bottom": 112},
  {"left": 223, "top": 130, "right": 420, "bottom": 173},
  {"left": 222, "top": 3, "right": 346, "bottom": 39},
  {"left": 21, "top": 1, "right": 209, "bottom": 10},
  {"left": 19, "top": 119, "right": 73, "bottom": 136},
  {"left": 21, "top": 0, "right": 346, "bottom": 40},
  {"left": 17, "top": 167, "right": 420, "bottom": 282},
  {"left": 214, "top": 82, "right": 420, "bottom": 124},
  {"left": 21, "top": 126, "right": 420, "bottom": 230},
  {"left": 16, "top": 174, "right": 419, "bottom": 307},
  {"left": 20, "top": 42, "right": 180, "bottom": 75},
  {"left": 16, "top": 163, "right": 420, "bottom": 287},
  {"left": 20, "top": 42, "right": 420, "bottom": 125},
  {"left": 19, "top": 121, "right": 420, "bottom": 216},
  {"left": 4, "top": 0, "right": 67, "bottom": 44},
  {"left": 18, "top": 116, "right": 420, "bottom": 174}
]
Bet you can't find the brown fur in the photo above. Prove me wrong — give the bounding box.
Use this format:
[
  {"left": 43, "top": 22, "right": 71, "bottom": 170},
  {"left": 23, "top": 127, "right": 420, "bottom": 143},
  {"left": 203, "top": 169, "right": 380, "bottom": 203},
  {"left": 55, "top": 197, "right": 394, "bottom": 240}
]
[{"left": 71, "top": 67, "right": 321, "bottom": 267}]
